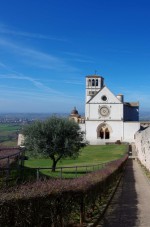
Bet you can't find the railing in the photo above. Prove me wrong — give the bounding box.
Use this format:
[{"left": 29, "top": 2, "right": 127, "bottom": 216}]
[
  {"left": 0, "top": 148, "right": 25, "bottom": 183},
  {"left": 35, "top": 162, "right": 109, "bottom": 180}
]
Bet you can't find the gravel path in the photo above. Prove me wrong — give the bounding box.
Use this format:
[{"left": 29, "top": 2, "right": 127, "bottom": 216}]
[{"left": 98, "top": 159, "right": 150, "bottom": 227}]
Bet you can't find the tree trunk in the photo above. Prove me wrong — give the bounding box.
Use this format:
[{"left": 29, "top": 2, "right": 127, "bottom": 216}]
[{"left": 52, "top": 160, "right": 57, "bottom": 172}]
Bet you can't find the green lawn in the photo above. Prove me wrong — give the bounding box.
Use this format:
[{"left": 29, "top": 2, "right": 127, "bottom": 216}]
[{"left": 24, "top": 144, "right": 127, "bottom": 179}]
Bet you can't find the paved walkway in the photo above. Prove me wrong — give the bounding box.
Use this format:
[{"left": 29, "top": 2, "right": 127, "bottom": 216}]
[{"left": 98, "top": 159, "right": 150, "bottom": 227}]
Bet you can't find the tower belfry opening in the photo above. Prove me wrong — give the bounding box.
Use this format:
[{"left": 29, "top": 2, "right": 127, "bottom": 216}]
[{"left": 86, "top": 75, "right": 104, "bottom": 103}]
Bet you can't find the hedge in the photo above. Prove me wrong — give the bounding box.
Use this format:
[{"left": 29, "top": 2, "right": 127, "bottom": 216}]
[{"left": 0, "top": 154, "right": 128, "bottom": 226}]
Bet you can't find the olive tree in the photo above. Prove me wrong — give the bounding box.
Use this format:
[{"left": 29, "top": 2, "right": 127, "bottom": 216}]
[{"left": 23, "top": 116, "right": 86, "bottom": 171}]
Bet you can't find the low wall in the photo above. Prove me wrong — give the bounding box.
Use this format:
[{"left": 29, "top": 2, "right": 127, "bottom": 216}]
[
  {"left": 135, "top": 127, "right": 150, "bottom": 171},
  {"left": 17, "top": 134, "right": 25, "bottom": 146}
]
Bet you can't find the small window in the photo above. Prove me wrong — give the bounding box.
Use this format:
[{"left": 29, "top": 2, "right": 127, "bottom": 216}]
[
  {"left": 89, "top": 91, "right": 95, "bottom": 95},
  {"left": 101, "top": 95, "right": 107, "bottom": 101}
]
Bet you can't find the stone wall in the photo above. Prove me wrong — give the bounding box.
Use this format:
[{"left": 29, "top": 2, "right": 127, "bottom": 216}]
[
  {"left": 17, "top": 133, "right": 25, "bottom": 147},
  {"left": 135, "top": 127, "right": 150, "bottom": 171}
]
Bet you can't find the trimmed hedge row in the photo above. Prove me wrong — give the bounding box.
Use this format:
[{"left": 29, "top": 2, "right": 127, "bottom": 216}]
[
  {"left": 0, "top": 147, "right": 21, "bottom": 169},
  {"left": 0, "top": 155, "right": 128, "bottom": 226}
]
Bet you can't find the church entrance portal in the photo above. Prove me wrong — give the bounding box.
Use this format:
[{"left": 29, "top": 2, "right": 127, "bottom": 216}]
[{"left": 97, "top": 124, "right": 111, "bottom": 140}]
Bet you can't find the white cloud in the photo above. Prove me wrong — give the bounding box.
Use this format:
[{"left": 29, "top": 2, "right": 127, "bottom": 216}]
[
  {"left": 0, "top": 38, "right": 78, "bottom": 72},
  {"left": 0, "top": 73, "right": 64, "bottom": 95},
  {"left": 40, "top": 78, "right": 84, "bottom": 85},
  {"left": 0, "top": 71, "right": 80, "bottom": 100},
  {"left": 63, "top": 51, "right": 94, "bottom": 63},
  {"left": 63, "top": 80, "right": 84, "bottom": 85},
  {"left": 0, "top": 62, "right": 6, "bottom": 68},
  {"left": 0, "top": 24, "right": 66, "bottom": 42}
]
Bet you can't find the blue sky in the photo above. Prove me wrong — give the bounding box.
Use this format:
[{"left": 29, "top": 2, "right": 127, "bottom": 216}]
[{"left": 0, "top": 0, "right": 150, "bottom": 113}]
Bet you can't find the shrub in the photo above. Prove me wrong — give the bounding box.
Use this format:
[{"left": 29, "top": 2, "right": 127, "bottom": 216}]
[{"left": 0, "top": 155, "right": 128, "bottom": 226}]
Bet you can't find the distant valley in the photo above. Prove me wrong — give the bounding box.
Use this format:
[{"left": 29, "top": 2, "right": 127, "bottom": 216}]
[
  {"left": 139, "top": 111, "right": 150, "bottom": 121},
  {"left": 0, "top": 111, "right": 149, "bottom": 123}
]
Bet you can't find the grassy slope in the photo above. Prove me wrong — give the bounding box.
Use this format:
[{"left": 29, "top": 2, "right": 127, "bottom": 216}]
[
  {"left": 25, "top": 144, "right": 127, "bottom": 168},
  {"left": 23, "top": 144, "right": 127, "bottom": 178}
]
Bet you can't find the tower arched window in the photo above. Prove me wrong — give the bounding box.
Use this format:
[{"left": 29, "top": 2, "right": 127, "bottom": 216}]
[
  {"left": 88, "top": 79, "right": 91, "bottom": 86},
  {"left": 92, "top": 79, "right": 95, "bottom": 86},
  {"left": 96, "top": 79, "right": 98, "bottom": 86}
]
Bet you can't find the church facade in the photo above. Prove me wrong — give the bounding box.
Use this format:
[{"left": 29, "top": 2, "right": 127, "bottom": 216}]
[{"left": 72, "top": 75, "right": 140, "bottom": 145}]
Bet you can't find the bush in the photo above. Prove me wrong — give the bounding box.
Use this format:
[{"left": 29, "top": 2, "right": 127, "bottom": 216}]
[{"left": 0, "top": 155, "right": 128, "bottom": 226}]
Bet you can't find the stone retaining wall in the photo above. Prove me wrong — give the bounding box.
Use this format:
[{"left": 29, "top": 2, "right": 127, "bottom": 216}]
[{"left": 135, "top": 127, "right": 150, "bottom": 171}]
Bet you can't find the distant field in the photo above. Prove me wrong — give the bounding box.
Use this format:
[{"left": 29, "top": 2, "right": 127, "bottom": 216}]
[
  {"left": 24, "top": 144, "right": 127, "bottom": 178},
  {"left": 0, "top": 123, "right": 21, "bottom": 147}
]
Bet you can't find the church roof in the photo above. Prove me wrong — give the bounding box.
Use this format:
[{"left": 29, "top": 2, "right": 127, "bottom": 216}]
[
  {"left": 86, "top": 74, "right": 104, "bottom": 79},
  {"left": 70, "top": 107, "right": 79, "bottom": 115},
  {"left": 124, "top": 102, "right": 139, "bottom": 107}
]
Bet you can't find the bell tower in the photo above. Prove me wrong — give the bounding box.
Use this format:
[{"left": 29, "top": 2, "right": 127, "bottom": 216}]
[{"left": 86, "top": 75, "right": 104, "bottom": 102}]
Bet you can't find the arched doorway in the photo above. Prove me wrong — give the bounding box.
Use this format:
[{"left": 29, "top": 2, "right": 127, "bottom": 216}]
[{"left": 97, "top": 123, "right": 112, "bottom": 140}]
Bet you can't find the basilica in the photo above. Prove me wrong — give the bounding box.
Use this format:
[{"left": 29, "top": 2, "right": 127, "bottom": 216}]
[{"left": 70, "top": 75, "right": 140, "bottom": 145}]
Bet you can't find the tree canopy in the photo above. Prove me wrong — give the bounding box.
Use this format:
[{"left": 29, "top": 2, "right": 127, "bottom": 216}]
[{"left": 23, "top": 116, "right": 86, "bottom": 171}]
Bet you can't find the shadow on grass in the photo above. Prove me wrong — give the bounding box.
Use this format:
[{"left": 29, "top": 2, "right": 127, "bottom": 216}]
[
  {"left": 18, "top": 166, "right": 53, "bottom": 182},
  {"left": 19, "top": 166, "right": 95, "bottom": 181},
  {"left": 0, "top": 166, "right": 53, "bottom": 188},
  {"left": 1, "top": 165, "right": 102, "bottom": 187},
  {"left": 21, "top": 164, "right": 104, "bottom": 180}
]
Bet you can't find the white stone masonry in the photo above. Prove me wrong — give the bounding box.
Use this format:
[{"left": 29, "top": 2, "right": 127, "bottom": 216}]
[{"left": 135, "top": 127, "right": 150, "bottom": 171}]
